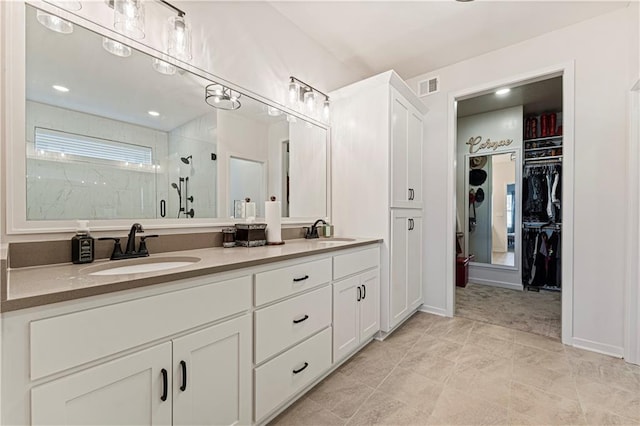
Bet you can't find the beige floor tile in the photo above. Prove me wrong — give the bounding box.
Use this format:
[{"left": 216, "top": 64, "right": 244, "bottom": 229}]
[
  {"left": 571, "top": 358, "right": 640, "bottom": 393},
  {"left": 512, "top": 361, "right": 579, "bottom": 401},
  {"left": 401, "top": 312, "right": 444, "bottom": 332},
  {"left": 306, "top": 371, "right": 375, "bottom": 419},
  {"left": 426, "top": 386, "right": 509, "bottom": 425},
  {"left": 513, "top": 343, "right": 571, "bottom": 374},
  {"left": 471, "top": 321, "right": 517, "bottom": 342},
  {"left": 514, "top": 329, "right": 565, "bottom": 353},
  {"left": 338, "top": 341, "right": 405, "bottom": 388},
  {"left": 464, "top": 331, "right": 516, "bottom": 359},
  {"left": 378, "top": 366, "right": 444, "bottom": 416},
  {"left": 382, "top": 325, "right": 426, "bottom": 352},
  {"left": 455, "top": 347, "right": 513, "bottom": 379},
  {"left": 507, "top": 410, "right": 539, "bottom": 425},
  {"left": 446, "top": 368, "right": 512, "bottom": 407},
  {"left": 411, "top": 334, "right": 465, "bottom": 360},
  {"left": 398, "top": 350, "right": 457, "bottom": 384},
  {"left": 582, "top": 404, "right": 640, "bottom": 425},
  {"left": 509, "top": 381, "right": 585, "bottom": 425},
  {"left": 270, "top": 397, "right": 346, "bottom": 426},
  {"left": 575, "top": 377, "right": 640, "bottom": 421},
  {"left": 427, "top": 317, "right": 474, "bottom": 344},
  {"left": 346, "top": 391, "right": 429, "bottom": 426}
]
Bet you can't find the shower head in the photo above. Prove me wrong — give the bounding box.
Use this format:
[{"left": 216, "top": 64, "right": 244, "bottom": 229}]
[
  {"left": 180, "top": 155, "right": 192, "bottom": 165},
  {"left": 171, "top": 182, "right": 182, "bottom": 197}
]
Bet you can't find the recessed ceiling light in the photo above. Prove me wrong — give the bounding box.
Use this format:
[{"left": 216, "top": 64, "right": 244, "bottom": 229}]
[
  {"left": 52, "top": 85, "right": 69, "bottom": 92},
  {"left": 495, "top": 88, "right": 511, "bottom": 96},
  {"left": 148, "top": 111, "right": 160, "bottom": 117}
]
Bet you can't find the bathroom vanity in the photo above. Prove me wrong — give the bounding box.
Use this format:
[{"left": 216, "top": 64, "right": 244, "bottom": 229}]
[{"left": 1, "top": 238, "right": 380, "bottom": 425}]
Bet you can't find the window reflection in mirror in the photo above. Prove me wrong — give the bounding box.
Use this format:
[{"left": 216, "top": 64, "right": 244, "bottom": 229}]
[
  {"left": 468, "top": 152, "right": 517, "bottom": 267},
  {"left": 23, "top": 4, "right": 328, "bottom": 223}
]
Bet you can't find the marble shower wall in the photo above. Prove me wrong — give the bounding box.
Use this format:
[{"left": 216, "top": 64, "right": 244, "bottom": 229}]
[{"left": 26, "top": 101, "right": 169, "bottom": 220}]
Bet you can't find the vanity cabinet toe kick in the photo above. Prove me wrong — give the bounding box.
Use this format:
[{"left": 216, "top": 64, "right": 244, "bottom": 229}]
[{"left": 2, "top": 243, "right": 381, "bottom": 426}]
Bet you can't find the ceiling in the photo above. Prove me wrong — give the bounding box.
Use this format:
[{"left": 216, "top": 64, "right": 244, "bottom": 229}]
[
  {"left": 268, "top": 1, "right": 629, "bottom": 80},
  {"left": 457, "top": 76, "right": 563, "bottom": 117}
]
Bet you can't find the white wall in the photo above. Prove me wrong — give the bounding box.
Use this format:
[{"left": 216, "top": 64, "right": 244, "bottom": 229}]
[{"left": 407, "top": 5, "right": 639, "bottom": 353}]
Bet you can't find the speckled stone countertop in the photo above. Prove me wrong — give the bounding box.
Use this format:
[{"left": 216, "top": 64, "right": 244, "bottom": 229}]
[{"left": 2, "top": 238, "right": 381, "bottom": 313}]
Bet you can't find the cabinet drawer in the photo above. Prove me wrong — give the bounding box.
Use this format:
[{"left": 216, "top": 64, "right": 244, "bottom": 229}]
[
  {"left": 254, "top": 327, "right": 332, "bottom": 422},
  {"left": 333, "top": 247, "right": 380, "bottom": 280},
  {"left": 254, "top": 258, "right": 331, "bottom": 306},
  {"left": 255, "top": 286, "right": 331, "bottom": 364},
  {"left": 30, "top": 276, "right": 251, "bottom": 380}
]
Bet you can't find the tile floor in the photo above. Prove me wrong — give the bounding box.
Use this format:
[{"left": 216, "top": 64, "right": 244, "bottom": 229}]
[
  {"left": 456, "top": 283, "right": 561, "bottom": 339},
  {"left": 270, "top": 313, "right": 640, "bottom": 425}
]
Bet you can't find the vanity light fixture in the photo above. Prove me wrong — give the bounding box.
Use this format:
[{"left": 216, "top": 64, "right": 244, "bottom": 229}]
[
  {"left": 113, "top": 0, "right": 145, "bottom": 39},
  {"left": 167, "top": 15, "right": 192, "bottom": 61},
  {"left": 102, "top": 37, "right": 132, "bottom": 57},
  {"left": 36, "top": 9, "right": 74, "bottom": 34},
  {"left": 52, "top": 85, "right": 70, "bottom": 92},
  {"left": 205, "top": 84, "right": 241, "bottom": 110},
  {"left": 152, "top": 58, "right": 177, "bottom": 75},
  {"left": 495, "top": 88, "right": 511, "bottom": 96},
  {"left": 288, "top": 76, "right": 330, "bottom": 121}
]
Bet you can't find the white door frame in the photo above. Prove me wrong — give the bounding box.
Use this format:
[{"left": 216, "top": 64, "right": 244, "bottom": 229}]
[
  {"left": 445, "top": 62, "right": 576, "bottom": 346},
  {"left": 625, "top": 80, "right": 640, "bottom": 365}
]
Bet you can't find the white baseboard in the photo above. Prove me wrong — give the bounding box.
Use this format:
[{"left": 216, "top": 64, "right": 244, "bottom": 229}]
[
  {"left": 572, "top": 337, "right": 624, "bottom": 358},
  {"left": 467, "top": 278, "right": 522, "bottom": 291},
  {"left": 419, "top": 305, "right": 448, "bottom": 317}
]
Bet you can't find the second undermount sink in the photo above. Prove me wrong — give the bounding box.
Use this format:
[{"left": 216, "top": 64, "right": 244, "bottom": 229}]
[{"left": 87, "top": 256, "right": 201, "bottom": 276}]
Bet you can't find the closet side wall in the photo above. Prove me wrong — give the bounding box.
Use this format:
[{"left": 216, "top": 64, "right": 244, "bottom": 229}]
[{"left": 408, "top": 4, "right": 638, "bottom": 354}]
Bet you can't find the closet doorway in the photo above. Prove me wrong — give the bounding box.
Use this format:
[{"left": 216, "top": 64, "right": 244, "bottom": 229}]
[{"left": 453, "top": 75, "right": 566, "bottom": 340}]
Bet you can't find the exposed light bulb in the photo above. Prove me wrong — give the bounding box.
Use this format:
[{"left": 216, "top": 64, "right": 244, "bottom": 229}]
[
  {"left": 102, "top": 37, "right": 132, "bottom": 57},
  {"left": 36, "top": 10, "right": 73, "bottom": 34}
]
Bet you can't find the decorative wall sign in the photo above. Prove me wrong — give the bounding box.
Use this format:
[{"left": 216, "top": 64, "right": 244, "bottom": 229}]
[{"left": 466, "top": 135, "right": 514, "bottom": 153}]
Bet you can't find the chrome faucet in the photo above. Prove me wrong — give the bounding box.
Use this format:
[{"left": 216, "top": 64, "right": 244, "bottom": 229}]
[
  {"left": 305, "top": 219, "right": 327, "bottom": 239},
  {"left": 126, "top": 223, "right": 144, "bottom": 254}
]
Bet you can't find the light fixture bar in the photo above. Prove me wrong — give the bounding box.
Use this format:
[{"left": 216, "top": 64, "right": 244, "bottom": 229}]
[
  {"left": 158, "top": 0, "right": 185, "bottom": 17},
  {"left": 289, "top": 76, "right": 329, "bottom": 101}
]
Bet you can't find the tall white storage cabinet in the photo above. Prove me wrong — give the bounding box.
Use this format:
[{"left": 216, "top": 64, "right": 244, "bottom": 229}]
[{"left": 331, "top": 70, "right": 427, "bottom": 333}]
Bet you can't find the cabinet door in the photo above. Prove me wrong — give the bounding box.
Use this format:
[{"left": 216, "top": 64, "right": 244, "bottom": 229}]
[
  {"left": 407, "top": 108, "right": 423, "bottom": 207},
  {"left": 390, "top": 210, "right": 410, "bottom": 329},
  {"left": 391, "top": 89, "right": 410, "bottom": 207},
  {"left": 172, "top": 315, "right": 251, "bottom": 426},
  {"left": 332, "top": 276, "right": 360, "bottom": 361},
  {"left": 31, "top": 342, "right": 172, "bottom": 426},
  {"left": 407, "top": 214, "right": 424, "bottom": 310},
  {"left": 359, "top": 269, "right": 380, "bottom": 341}
]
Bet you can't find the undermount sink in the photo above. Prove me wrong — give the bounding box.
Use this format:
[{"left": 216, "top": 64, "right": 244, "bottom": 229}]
[{"left": 87, "top": 256, "right": 201, "bottom": 276}]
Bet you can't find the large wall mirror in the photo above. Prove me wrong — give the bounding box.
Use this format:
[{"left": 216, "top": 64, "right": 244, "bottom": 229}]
[
  {"left": 466, "top": 151, "right": 518, "bottom": 267},
  {"left": 11, "top": 3, "right": 329, "bottom": 232}
]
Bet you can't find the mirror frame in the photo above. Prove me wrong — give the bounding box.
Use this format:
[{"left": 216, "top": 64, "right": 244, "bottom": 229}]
[
  {"left": 4, "top": 1, "right": 331, "bottom": 234},
  {"left": 464, "top": 149, "right": 521, "bottom": 271}
]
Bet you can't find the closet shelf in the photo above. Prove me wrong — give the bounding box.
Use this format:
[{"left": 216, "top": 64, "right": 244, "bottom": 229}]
[
  {"left": 523, "top": 135, "right": 563, "bottom": 143},
  {"left": 524, "top": 146, "right": 562, "bottom": 152}
]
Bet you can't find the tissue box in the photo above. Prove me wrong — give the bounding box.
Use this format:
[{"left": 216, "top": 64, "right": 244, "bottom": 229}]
[{"left": 235, "top": 223, "right": 267, "bottom": 247}]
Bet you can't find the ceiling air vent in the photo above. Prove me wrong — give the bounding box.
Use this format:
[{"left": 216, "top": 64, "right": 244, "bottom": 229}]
[{"left": 419, "top": 76, "right": 439, "bottom": 97}]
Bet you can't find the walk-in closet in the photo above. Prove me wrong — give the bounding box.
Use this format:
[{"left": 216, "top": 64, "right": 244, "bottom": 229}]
[{"left": 454, "top": 76, "right": 563, "bottom": 339}]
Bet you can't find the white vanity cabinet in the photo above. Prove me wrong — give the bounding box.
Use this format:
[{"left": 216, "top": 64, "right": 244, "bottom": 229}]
[
  {"left": 31, "top": 315, "right": 251, "bottom": 426},
  {"left": 390, "top": 210, "right": 424, "bottom": 328},
  {"left": 332, "top": 248, "right": 380, "bottom": 361},
  {"left": 331, "top": 70, "right": 427, "bottom": 333}
]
